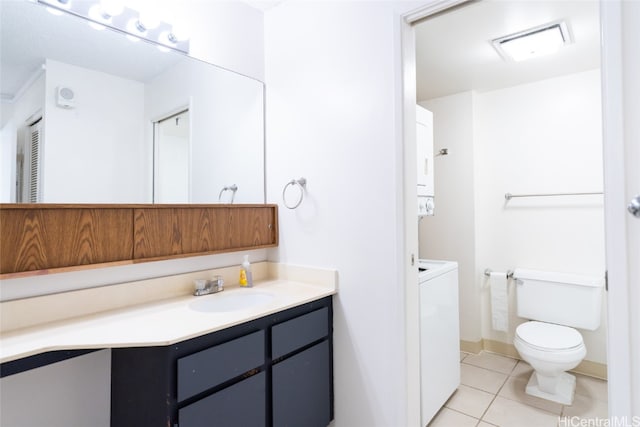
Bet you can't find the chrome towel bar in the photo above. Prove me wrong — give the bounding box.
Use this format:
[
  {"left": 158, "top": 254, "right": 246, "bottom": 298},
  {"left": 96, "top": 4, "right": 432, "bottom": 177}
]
[
  {"left": 484, "top": 268, "right": 514, "bottom": 279},
  {"left": 505, "top": 191, "right": 603, "bottom": 201}
]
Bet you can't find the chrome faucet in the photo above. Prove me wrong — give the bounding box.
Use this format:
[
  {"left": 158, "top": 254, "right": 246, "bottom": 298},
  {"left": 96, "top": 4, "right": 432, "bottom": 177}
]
[{"left": 193, "top": 276, "right": 224, "bottom": 296}]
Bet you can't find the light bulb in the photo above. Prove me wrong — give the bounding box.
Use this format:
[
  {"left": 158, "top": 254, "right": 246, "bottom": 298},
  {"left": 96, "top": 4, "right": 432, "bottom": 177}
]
[
  {"left": 125, "top": 18, "right": 143, "bottom": 41},
  {"left": 138, "top": 7, "right": 161, "bottom": 30},
  {"left": 170, "top": 22, "right": 190, "bottom": 42},
  {"left": 159, "top": 31, "right": 176, "bottom": 46},
  {"left": 88, "top": 4, "right": 110, "bottom": 24},
  {"left": 127, "top": 17, "right": 146, "bottom": 35},
  {"left": 99, "top": 0, "right": 124, "bottom": 18}
]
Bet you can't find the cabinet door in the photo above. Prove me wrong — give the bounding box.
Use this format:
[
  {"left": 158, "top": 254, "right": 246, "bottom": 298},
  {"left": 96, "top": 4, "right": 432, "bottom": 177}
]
[
  {"left": 273, "top": 341, "right": 331, "bottom": 427},
  {"left": 179, "top": 371, "right": 266, "bottom": 427}
]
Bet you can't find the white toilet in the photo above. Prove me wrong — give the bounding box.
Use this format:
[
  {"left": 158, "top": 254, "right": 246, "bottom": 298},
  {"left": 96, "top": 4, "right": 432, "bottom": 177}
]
[{"left": 513, "top": 269, "right": 604, "bottom": 405}]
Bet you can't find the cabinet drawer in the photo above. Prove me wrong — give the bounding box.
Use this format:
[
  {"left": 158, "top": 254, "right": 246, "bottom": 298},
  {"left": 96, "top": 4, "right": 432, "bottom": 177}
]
[
  {"left": 179, "top": 371, "right": 266, "bottom": 427},
  {"left": 272, "top": 307, "right": 329, "bottom": 359},
  {"left": 177, "top": 330, "right": 264, "bottom": 402},
  {"left": 273, "top": 341, "right": 332, "bottom": 427}
]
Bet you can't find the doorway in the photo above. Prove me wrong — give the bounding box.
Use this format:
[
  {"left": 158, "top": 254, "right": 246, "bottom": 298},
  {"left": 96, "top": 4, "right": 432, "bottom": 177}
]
[
  {"left": 402, "top": 0, "right": 640, "bottom": 422},
  {"left": 405, "top": 1, "right": 620, "bottom": 422},
  {"left": 153, "top": 109, "right": 190, "bottom": 203}
]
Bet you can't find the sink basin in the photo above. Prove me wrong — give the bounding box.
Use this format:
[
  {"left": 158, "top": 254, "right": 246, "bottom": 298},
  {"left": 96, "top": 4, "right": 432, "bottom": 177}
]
[{"left": 189, "top": 291, "right": 275, "bottom": 313}]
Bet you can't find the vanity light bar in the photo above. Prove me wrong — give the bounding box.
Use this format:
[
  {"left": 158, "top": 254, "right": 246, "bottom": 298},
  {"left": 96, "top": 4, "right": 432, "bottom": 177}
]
[{"left": 37, "top": 0, "right": 190, "bottom": 54}]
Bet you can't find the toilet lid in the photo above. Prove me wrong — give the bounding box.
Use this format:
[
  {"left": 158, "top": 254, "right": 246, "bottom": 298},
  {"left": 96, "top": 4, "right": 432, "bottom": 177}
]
[{"left": 516, "top": 321, "right": 583, "bottom": 351}]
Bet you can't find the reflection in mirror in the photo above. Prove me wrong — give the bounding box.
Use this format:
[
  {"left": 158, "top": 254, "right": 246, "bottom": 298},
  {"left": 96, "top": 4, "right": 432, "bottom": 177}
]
[
  {"left": 0, "top": 0, "right": 264, "bottom": 204},
  {"left": 154, "top": 110, "right": 190, "bottom": 203}
]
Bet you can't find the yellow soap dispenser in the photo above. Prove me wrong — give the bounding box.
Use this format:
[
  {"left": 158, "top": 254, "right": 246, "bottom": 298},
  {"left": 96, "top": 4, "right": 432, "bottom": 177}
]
[{"left": 239, "top": 255, "right": 253, "bottom": 287}]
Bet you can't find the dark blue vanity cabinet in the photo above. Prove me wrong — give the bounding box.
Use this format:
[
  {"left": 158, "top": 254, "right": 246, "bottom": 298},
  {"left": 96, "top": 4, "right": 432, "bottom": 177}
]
[
  {"left": 272, "top": 307, "right": 332, "bottom": 427},
  {"left": 110, "top": 296, "right": 333, "bottom": 427}
]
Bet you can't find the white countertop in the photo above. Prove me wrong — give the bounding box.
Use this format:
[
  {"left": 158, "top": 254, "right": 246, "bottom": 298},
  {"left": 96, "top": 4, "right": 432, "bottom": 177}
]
[{"left": 0, "top": 278, "right": 336, "bottom": 364}]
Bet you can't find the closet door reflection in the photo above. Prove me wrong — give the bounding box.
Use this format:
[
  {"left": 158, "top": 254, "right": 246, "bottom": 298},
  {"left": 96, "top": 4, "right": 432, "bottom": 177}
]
[{"left": 154, "top": 110, "right": 190, "bottom": 203}]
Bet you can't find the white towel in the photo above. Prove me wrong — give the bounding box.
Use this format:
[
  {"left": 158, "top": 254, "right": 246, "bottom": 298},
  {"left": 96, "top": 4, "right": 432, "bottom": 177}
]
[{"left": 490, "top": 272, "right": 509, "bottom": 332}]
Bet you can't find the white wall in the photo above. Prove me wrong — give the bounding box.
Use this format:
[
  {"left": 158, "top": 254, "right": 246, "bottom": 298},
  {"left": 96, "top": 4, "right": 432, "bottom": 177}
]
[
  {"left": 264, "top": 2, "right": 426, "bottom": 426},
  {"left": 419, "top": 92, "right": 480, "bottom": 344},
  {"left": 43, "top": 59, "right": 147, "bottom": 203},
  {"left": 420, "top": 69, "right": 607, "bottom": 364},
  {"left": 476, "top": 69, "right": 606, "bottom": 364}
]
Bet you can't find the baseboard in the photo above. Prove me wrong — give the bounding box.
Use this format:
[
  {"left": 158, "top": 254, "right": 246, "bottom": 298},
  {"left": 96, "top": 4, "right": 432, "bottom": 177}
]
[
  {"left": 460, "top": 339, "right": 608, "bottom": 380},
  {"left": 460, "top": 340, "right": 483, "bottom": 354},
  {"left": 574, "top": 359, "right": 607, "bottom": 380},
  {"left": 482, "top": 339, "right": 520, "bottom": 359}
]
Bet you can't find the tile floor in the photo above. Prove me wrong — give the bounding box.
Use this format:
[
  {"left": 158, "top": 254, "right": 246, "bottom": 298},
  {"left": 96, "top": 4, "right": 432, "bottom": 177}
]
[{"left": 428, "top": 351, "right": 608, "bottom": 427}]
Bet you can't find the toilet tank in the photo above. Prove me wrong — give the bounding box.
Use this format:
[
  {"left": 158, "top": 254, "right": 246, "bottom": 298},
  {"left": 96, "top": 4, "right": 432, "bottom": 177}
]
[{"left": 514, "top": 269, "right": 604, "bottom": 331}]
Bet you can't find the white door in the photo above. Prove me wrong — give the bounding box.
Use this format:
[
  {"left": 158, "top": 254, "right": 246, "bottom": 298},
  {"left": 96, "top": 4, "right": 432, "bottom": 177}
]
[
  {"left": 621, "top": 3, "right": 640, "bottom": 416},
  {"left": 601, "top": 0, "right": 640, "bottom": 417}
]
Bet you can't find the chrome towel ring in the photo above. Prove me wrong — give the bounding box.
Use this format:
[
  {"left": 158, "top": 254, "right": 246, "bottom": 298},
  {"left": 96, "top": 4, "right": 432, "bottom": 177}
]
[
  {"left": 282, "top": 178, "right": 306, "bottom": 209},
  {"left": 218, "top": 184, "right": 238, "bottom": 203}
]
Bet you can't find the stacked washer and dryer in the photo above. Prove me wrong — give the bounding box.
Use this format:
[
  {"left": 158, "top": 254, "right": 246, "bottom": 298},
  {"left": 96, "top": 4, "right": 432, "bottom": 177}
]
[{"left": 416, "top": 105, "right": 461, "bottom": 426}]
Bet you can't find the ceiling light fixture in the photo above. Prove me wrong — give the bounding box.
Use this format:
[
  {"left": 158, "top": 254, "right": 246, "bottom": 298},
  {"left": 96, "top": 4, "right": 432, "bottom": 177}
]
[
  {"left": 36, "top": 0, "right": 190, "bottom": 54},
  {"left": 492, "top": 21, "right": 572, "bottom": 62}
]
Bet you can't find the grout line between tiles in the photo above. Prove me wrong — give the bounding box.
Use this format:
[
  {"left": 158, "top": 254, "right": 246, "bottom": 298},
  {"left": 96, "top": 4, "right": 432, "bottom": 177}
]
[
  {"left": 457, "top": 358, "right": 608, "bottom": 426},
  {"left": 442, "top": 406, "right": 481, "bottom": 424},
  {"left": 478, "top": 392, "right": 499, "bottom": 424},
  {"left": 476, "top": 370, "right": 506, "bottom": 424}
]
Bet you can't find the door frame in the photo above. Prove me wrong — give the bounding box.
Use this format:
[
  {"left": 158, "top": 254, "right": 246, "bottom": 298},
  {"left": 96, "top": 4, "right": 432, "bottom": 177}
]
[
  {"left": 599, "top": 0, "right": 636, "bottom": 417},
  {"left": 399, "top": 2, "right": 469, "bottom": 424}
]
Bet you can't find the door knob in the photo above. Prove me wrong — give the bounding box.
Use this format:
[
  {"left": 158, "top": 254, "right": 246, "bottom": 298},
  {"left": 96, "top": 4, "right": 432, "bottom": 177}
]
[{"left": 629, "top": 195, "right": 640, "bottom": 218}]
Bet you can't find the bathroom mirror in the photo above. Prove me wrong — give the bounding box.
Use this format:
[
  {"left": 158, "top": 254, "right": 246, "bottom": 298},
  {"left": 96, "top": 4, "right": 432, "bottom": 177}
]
[{"left": 0, "top": 0, "right": 264, "bottom": 204}]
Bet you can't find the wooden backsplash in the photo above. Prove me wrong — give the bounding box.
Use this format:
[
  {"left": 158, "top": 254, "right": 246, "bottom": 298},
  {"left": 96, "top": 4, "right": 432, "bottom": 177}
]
[{"left": 0, "top": 204, "right": 278, "bottom": 277}]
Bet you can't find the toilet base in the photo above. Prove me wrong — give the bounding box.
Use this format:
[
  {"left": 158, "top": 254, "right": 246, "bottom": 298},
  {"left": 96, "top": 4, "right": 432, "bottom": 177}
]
[{"left": 525, "top": 371, "right": 577, "bottom": 405}]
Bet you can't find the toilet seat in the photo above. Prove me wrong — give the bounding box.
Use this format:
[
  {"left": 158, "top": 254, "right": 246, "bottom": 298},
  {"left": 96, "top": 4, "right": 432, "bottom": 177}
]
[{"left": 515, "top": 321, "right": 584, "bottom": 352}]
